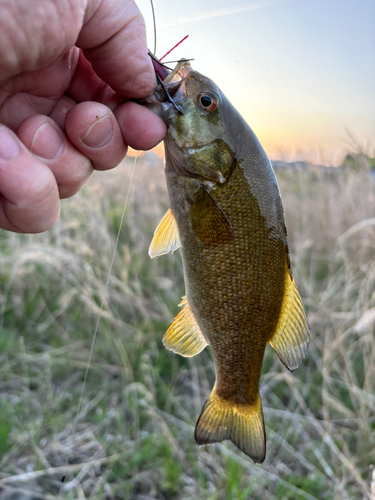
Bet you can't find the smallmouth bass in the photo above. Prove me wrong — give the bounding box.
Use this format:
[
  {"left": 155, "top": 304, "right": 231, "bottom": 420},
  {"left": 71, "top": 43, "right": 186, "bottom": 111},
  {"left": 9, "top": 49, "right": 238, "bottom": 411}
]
[{"left": 144, "top": 60, "right": 309, "bottom": 463}]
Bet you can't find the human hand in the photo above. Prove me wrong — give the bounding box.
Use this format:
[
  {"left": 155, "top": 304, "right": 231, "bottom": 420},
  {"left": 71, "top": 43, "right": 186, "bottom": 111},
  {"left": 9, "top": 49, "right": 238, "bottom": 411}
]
[{"left": 0, "top": 0, "right": 166, "bottom": 233}]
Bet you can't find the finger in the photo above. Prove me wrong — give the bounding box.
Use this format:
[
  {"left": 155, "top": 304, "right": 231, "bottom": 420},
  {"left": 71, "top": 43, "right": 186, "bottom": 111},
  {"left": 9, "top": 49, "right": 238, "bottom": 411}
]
[
  {"left": 78, "top": 0, "right": 156, "bottom": 97},
  {"left": 17, "top": 115, "right": 93, "bottom": 198},
  {"left": 114, "top": 101, "right": 167, "bottom": 151},
  {"left": 0, "top": 50, "right": 80, "bottom": 131},
  {"left": 65, "top": 102, "right": 127, "bottom": 171},
  {"left": 66, "top": 50, "right": 123, "bottom": 111},
  {"left": 0, "top": 0, "right": 83, "bottom": 83},
  {"left": 49, "top": 95, "right": 77, "bottom": 130},
  {"left": 0, "top": 126, "right": 59, "bottom": 233}
]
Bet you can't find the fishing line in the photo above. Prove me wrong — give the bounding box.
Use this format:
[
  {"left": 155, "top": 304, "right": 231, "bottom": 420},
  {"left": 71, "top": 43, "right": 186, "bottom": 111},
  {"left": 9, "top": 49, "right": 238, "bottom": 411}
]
[
  {"left": 154, "top": 72, "right": 181, "bottom": 112},
  {"left": 59, "top": 154, "right": 138, "bottom": 495},
  {"left": 149, "top": 0, "right": 157, "bottom": 55},
  {"left": 162, "top": 58, "right": 195, "bottom": 64},
  {"left": 159, "top": 35, "right": 189, "bottom": 61},
  {"left": 60, "top": 0, "right": 157, "bottom": 491}
]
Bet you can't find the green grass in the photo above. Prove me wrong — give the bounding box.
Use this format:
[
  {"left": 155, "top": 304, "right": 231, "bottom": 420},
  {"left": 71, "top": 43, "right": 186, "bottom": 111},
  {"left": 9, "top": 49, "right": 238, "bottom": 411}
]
[{"left": 0, "top": 156, "right": 374, "bottom": 499}]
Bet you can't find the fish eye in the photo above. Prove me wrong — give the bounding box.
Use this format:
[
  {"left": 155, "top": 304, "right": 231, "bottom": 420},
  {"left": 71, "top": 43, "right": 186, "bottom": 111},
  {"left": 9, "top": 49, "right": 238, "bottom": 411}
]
[{"left": 199, "top": 93, "right": 218, "bottom": 111}]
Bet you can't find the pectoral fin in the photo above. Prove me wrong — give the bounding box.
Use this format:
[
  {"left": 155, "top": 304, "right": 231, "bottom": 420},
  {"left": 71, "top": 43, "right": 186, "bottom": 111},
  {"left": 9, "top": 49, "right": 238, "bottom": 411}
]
[
  {"left": 149, "top": 208, "right": 181, "bottom": 258},
  {"left": 269, "top": 273, "right": 310, "bottom": 371},
  {"left": 163, "top": 296, "right": 208, "bottom": 357},
  {"left": 190, "top": 188, "right": 233, "bottom": 246}
]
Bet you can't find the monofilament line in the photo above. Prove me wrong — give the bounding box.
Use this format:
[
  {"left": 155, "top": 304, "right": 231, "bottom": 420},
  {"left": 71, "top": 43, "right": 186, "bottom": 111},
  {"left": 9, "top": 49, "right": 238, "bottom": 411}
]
[
  {"left": 150, "top": 0, "right": 157, "bottom": 55},
  {"left": 59, "top": 154, "right": 138, "bottom": 496},
  {"left": 159, "top": 35, "right": 189, "bottom": 61}
]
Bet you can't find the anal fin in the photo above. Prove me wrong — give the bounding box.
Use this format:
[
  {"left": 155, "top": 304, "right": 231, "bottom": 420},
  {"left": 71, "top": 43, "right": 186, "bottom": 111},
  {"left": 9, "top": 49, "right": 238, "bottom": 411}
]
[
  {"left": 163, "top": 296, "right": 208, "bottom": 357},
  {"left": 149, "top": 208, "right": 181, "bottom": 258},
  {"left": 269, "top": 271, "right": 310, "bottom": 371}
]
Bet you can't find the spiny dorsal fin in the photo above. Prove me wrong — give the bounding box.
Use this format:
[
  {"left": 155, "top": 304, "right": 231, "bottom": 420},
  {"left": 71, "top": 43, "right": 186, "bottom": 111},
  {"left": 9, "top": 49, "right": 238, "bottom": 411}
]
[
  {"left": 269, "top": 271, "right": 310, "bottom": 371},
  {"left": 195, "top": 387, "right": 266, "bottom": 463},
  {"left": 149, "top": 208, "right": 181, "bottom": 258},
  {"left": 163, "top": 296, "right": 208, "bottom": 357}
]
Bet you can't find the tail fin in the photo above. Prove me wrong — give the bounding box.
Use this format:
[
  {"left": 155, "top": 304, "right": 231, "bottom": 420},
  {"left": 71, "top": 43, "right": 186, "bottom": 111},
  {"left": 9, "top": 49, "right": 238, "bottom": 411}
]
[{"left": 194, "top": 388, "right": 266, "bottom": 463}]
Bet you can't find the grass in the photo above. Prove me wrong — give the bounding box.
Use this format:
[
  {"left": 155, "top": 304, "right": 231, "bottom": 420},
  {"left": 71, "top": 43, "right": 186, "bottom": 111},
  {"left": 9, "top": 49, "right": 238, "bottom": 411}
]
[{"left": 0, "top": 154, "right": 374, "bottom": 499}]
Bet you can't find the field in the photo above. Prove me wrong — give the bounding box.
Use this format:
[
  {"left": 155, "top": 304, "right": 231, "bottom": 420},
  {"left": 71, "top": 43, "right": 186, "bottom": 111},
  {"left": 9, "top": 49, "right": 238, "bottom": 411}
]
[{"left": 0, "top": 153, "right": 374, "bottom": 499}]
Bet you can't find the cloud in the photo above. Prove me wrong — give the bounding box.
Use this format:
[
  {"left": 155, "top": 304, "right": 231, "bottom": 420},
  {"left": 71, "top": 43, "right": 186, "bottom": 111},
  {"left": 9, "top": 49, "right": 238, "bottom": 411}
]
[{"left": 159, "top": 0, "right": 292, "bottom": 29}]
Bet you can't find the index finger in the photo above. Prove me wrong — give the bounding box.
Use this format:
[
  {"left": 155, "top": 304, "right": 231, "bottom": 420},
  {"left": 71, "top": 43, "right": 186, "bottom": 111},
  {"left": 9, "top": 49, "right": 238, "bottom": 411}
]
[{"left": 77, "top": 0, "right": 156, "bottom": 98}]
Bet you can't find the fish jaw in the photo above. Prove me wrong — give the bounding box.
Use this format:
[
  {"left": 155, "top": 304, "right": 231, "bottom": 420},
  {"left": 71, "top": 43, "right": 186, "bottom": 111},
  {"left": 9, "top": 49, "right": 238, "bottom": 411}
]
[
  {"left": 144, "top": 61, "right": 230, "bottom": 154},
  {"left": 140, "top": 60, "right": 191, "bottom": 120}
]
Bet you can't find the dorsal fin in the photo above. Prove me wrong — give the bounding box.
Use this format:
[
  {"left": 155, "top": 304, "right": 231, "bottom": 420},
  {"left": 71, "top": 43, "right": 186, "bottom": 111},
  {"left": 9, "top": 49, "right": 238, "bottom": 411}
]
[
  {"left": 149, "top": 208, "right": 181, "bottom": 258},
  {"left": 163, "top": 296, "right": 208, "bottom": 357},
  {"left": 269, "top": 271, "right": 310, "bottom": 371}
]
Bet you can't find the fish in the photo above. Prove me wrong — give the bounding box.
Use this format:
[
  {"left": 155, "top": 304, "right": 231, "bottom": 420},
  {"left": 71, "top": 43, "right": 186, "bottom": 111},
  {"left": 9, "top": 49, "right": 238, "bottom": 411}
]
[{"left": 144, "top": 59, "right": 310, "bottom": 463}]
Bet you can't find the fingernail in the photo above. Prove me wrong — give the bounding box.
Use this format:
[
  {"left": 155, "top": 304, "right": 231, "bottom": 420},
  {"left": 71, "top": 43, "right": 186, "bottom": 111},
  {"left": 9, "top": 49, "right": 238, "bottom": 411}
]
[
  {"left": 80, "top": 115, "right": 113, "bottom": 148},
  {"left": 0, "top": 127, "right": 20, "bottom": 160},
  {"left": 31, "top": 123, "right": 64, "bottom": 159}
]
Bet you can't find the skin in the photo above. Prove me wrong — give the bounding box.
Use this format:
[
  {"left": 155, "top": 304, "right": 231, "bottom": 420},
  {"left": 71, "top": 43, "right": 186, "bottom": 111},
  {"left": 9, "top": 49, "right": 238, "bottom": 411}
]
[{"left": 0, "top": 0, "right": 167, "bottom": 233}]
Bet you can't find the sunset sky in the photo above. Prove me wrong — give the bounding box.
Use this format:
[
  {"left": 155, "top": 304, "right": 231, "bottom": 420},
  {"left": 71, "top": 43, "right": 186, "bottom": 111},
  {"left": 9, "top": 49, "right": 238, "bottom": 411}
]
[{"left": 136, "top": 0, "right": 375, "bottom": 165}]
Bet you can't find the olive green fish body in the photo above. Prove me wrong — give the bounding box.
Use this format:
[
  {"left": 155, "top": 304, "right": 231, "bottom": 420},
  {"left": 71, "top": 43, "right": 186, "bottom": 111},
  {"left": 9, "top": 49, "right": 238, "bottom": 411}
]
[
  {"left": 167, "top": 161, "right": 286, "bottom": 398},
  {"left": 147, "top": 62, "right": 309, "bottom": 462}
]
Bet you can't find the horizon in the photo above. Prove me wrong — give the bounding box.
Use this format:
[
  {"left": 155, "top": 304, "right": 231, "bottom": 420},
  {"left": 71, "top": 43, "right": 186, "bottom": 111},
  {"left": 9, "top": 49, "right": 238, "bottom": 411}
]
[{"left": 128, "top": 145, "right": 371, "bottom": 167}]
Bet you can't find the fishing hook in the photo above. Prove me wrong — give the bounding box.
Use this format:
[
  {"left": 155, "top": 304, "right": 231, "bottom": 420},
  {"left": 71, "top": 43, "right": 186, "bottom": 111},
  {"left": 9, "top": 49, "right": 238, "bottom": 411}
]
[{"left": 155, "top": 72, "right": 182, "bottom": 113}]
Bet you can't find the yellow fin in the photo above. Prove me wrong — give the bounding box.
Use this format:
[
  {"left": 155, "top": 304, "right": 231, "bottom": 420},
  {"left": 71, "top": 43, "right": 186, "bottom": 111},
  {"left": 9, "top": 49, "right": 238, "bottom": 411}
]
[
  {"left": 269, "top": 273, "right": 310, "bottom": 371},
  {"left": 149, "top": 208, "right": 181, "bottom": 258},
  {"left": 163, "top": 296, "right": 208, "bottom": 357},
  {"left": 195, "top": 387, "right": 266, "bottom": 463}
]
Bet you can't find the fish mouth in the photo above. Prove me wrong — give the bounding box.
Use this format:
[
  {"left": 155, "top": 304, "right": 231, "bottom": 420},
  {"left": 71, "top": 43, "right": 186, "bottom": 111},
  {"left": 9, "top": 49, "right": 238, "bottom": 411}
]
[
  {"left": 154, "top": 79, "right": 185, "bottom": 108},
  {"left": 141, "top": 59, "right": 191, "bottom": 117},
  {"left": 154, "top": 61, "right": 191, "bottom": 111}
]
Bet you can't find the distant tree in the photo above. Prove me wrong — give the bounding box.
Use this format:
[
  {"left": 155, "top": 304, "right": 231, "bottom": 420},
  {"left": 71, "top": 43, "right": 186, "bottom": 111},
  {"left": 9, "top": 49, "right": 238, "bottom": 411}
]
[{"left": 341, "top": 153, "right": 375, "bottom": 171}]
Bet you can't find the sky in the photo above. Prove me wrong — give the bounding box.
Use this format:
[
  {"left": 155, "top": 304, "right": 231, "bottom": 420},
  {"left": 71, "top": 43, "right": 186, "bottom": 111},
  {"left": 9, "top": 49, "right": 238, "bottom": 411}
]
[{"left": 136, "top": 0, "right": 375, "bottom": 165}]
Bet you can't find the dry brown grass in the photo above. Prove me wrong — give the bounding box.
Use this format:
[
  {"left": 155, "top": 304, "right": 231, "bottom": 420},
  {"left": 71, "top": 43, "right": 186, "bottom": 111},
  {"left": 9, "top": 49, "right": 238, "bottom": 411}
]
[{"left": 0, "top": 155, "right": 374, "bottom": 499}]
